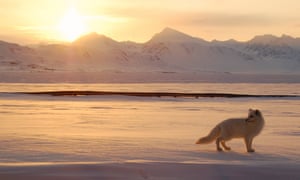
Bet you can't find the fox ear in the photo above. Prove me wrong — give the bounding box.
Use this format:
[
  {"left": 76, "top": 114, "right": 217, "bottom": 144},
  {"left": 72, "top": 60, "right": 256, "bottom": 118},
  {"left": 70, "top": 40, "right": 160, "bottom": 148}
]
[
  {"left": 255, "top": 110, "right": 260, "bottom": 115},
  {"left": 249, "top": 108, "right": 253, "bottom": 112}
]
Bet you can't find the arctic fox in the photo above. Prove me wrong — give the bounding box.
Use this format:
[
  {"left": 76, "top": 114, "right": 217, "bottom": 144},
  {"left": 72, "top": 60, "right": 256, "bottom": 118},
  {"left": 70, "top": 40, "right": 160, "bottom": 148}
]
[{"left": 196, "top": 109, "right": 265, "bottom": 152}]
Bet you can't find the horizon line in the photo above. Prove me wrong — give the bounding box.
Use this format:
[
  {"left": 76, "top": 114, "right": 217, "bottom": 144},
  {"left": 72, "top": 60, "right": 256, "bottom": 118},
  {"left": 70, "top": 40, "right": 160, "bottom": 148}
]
[{"left": 1, "top": 27, "right": 300, "bottom": 46}]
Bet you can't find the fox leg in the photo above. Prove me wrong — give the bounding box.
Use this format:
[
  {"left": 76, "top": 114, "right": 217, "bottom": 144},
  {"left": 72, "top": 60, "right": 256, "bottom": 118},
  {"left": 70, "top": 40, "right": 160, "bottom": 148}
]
[
  {"left": 216, "top": 137, "right": 223, "bottom": 151},
  {"left": 221, "top": 141, "right": 231, "bottom": 151},
  {"left": 245, "top": 137, "right": 255, "bottom": 152},
  {"left": 248, "top": 137, "right": 255, "bottom": 152}
]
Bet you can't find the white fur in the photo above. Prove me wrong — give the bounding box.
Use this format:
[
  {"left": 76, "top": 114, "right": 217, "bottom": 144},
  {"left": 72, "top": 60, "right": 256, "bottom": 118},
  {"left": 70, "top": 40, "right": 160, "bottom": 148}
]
[{"left": 196, "top": 109, "right": 265, "bottom": 152}]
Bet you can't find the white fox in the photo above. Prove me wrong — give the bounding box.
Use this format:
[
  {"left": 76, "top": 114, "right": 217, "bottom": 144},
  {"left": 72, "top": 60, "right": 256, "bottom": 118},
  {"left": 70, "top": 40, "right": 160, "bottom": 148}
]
[{"left": 196, "top": 109, "right": 265, "bottom": 152}]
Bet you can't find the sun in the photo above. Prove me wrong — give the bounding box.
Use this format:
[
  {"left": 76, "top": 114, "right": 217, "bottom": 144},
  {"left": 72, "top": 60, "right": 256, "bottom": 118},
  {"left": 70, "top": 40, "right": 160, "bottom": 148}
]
[{"left": 58, "top": 7, "right": 87, "bottom": 41}]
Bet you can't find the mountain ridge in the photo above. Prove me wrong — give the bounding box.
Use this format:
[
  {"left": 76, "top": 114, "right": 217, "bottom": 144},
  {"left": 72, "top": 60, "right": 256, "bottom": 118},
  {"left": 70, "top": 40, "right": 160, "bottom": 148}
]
[
  {"left": 1, "top": 27, "right": 299, "bottom": 45},
  {"left": 0, "top": 27, "right": 300, "bottom": 78}
]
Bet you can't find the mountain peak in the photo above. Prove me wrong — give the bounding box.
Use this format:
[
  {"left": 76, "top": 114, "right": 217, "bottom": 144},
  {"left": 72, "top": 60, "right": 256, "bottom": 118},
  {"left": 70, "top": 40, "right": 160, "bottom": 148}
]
[
  {"left": 249, "top": 34, "right": 278, "bottom": 44},
  {"left": 281, "top": 34, "right": 293, "bottom": 39},
  {"left": 248, "top": 34, "right": 300, "bottom": 48},
  {"left": 160, "top": 27, "right": 183, "bottom": 35},
  {"left": 148, "top": 27, "right": 207, "bottom": 43},
  {"left": 73, "top": 32, "right": 118, "bottom": 47}
]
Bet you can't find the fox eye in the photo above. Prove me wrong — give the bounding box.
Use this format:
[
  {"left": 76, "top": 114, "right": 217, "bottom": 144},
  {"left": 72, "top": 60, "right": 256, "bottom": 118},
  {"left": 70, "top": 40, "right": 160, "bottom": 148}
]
[{"left": 249, "top": 115, "right": 254, "bottom": 118}]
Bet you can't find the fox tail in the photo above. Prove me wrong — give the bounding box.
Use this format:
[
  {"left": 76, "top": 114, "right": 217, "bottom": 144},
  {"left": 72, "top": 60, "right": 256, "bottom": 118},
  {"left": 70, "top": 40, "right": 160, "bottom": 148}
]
[{"left": 195, "top": 126, "right": 220, "bottom": 144}]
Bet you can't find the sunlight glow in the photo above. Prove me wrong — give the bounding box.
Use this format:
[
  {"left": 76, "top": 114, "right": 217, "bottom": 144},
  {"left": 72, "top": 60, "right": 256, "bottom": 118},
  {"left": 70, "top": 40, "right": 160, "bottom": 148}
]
[{"left": 58, "top": 7, "right": 87, "bottom": 41}]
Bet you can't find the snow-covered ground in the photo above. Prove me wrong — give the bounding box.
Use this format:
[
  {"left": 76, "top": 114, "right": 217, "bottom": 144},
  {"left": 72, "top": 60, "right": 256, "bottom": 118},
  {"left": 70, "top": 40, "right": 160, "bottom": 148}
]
[
  {"left": 0, "top": 83, "right": 299, "bottom": 179},
  {"left": 1, "top": 71, "right": 300, "bottom": 83}
]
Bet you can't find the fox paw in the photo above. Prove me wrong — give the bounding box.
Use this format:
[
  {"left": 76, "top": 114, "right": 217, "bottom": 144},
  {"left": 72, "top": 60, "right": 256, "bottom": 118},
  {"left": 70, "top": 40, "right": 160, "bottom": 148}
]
[
  {"left": 224, "top": 147, "right": 231, "bottom": 151},
  {"left": 217, "top": 148, "right": 223, "bottom": 152},
  {"left": 247, "top": 149, "right": 255, "bottom": 153}
]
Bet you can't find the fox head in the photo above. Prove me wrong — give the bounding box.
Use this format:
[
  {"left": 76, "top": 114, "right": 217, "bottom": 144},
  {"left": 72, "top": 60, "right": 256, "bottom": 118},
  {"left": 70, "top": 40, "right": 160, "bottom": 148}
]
[{"left": 246, "top": 109, "right": 263, "bottom": 123}]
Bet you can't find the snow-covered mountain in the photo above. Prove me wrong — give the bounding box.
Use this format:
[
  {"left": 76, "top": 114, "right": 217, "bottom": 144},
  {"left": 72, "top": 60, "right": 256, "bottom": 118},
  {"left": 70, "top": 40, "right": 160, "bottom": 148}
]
[
  {"left": 1, "top": 28, "right": 300, "bottom": 77},
  {"left": 245, "top": 35, "right": 300, "bottom": 61},
  {"left": 0, "top": 40, "right": 50, "bottom": 71},
  {"left": 149, "top": 27, "right": 207, "bottom": 44}
]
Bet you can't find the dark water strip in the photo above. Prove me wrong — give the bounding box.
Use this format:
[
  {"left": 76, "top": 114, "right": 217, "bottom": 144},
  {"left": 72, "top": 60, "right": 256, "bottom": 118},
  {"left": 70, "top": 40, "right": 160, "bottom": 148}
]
[{"left": 17, "top": 91, "right": 300, "bottom": 98}]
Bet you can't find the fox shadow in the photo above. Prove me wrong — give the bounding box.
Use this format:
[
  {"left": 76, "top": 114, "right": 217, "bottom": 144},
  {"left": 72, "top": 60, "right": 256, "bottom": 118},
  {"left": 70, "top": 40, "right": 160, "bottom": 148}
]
[{"left": 180, "top": 149, "right": 292, "bottom": 164}]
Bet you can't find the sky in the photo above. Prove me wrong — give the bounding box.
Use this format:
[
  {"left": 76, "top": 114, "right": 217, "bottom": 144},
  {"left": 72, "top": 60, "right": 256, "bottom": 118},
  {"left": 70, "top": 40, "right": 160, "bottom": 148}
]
[{"left": 1, "top": 0, "right": 300, "bottom": 44}]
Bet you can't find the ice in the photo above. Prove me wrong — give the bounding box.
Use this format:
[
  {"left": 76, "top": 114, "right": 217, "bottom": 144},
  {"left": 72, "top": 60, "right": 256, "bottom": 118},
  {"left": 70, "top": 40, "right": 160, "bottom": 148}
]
[{"left": 0, "top": 83, "right": 299, "bottom": 179}]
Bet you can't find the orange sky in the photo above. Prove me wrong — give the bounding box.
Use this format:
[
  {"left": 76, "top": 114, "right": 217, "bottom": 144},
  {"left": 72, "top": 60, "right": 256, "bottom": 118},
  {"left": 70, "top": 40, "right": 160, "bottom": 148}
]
[{"left": 1, "top": 0, "right": 300, "bottom": 44}]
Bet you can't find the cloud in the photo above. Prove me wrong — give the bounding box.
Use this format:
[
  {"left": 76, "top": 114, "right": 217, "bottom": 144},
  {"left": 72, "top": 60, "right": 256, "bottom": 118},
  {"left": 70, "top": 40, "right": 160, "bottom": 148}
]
[
  {"left": 296, "top": 24, "right": 300, "bottom": 28},
  {"left": 84, "top": 15, "right": 130, "bottom": 23},
  {"left": 96, "top": 6, "right": 283, "bottom": 28},
  {"left": 167, "top": 12, "right": 281, "bottom": 27},
  {"left": 98, "top": 7, "right": 162, "bottom": 20},
  {"left": 15, "top": 26, "right": 51, "bottom": 31}
]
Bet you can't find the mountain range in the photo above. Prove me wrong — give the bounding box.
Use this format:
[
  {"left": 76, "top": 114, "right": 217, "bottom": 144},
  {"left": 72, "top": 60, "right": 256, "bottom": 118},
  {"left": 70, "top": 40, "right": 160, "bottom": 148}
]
[{"left": 0, "top": 27, "right": 300, "bottom": 82}]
